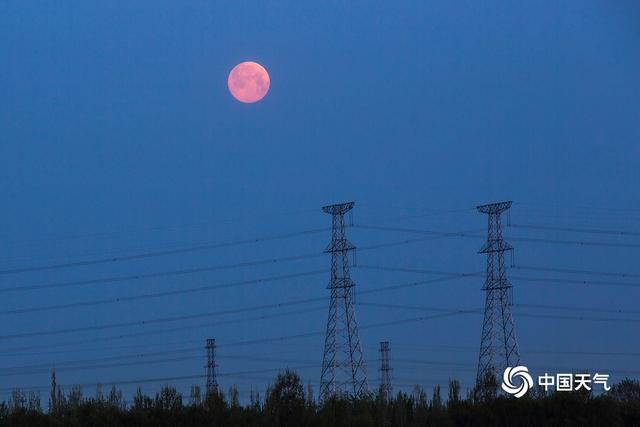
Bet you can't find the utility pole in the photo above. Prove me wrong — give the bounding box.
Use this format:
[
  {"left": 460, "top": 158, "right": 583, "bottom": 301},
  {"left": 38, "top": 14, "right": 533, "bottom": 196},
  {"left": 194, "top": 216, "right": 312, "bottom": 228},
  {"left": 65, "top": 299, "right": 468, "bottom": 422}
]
[
  {"left": 378, "top": 341, "right": 392, "bottom": 401},
  {"left": 206, "top": 338, "right": 219, "bottom": 396},
  {"left": 319, "top": 202, "right": 369, "bottom": 400},
  {"left": 476, "top": 201, "right": 521, "bottom": 386}
]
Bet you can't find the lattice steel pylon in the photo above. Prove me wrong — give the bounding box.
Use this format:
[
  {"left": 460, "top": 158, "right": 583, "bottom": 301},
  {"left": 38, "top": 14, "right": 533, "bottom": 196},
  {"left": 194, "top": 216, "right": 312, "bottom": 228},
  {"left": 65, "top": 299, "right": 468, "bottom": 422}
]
[
  {"left": 320, "top": 202, "right": 369, "bottom": 400},
  {"left": 476, "top": 201, "right": 521, "bottom": 385},
  {"left": 378, "top": 341, "right": 392, "bottom": 401},
  {"left": 206, "top": 338, "right": 219, "bottom": 396}
]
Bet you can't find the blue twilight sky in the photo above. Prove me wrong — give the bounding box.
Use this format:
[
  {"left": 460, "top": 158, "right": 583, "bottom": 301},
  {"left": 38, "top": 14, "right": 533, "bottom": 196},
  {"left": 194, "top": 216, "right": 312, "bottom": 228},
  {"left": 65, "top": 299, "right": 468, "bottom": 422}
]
[{"left": 1, "top": 1, "right": 640, "bottom": 402}]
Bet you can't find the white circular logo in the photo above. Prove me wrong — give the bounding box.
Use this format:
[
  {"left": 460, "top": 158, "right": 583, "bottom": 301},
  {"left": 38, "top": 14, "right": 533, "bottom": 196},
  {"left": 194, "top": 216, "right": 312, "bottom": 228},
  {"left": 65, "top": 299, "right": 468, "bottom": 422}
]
[{"left": 501, "top": 366, "right": 533, "bottom": 398}]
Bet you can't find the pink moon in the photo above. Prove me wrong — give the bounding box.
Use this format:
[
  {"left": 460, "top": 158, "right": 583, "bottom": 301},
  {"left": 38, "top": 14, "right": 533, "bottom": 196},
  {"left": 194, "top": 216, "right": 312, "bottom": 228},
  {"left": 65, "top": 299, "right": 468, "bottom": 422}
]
[{"left": 227, "top": 61, "right": 270, "bottom": 103}]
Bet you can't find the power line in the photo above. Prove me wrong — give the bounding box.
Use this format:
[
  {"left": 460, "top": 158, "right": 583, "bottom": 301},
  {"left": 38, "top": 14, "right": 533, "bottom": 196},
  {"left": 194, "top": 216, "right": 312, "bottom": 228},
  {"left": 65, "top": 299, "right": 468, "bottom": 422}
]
[
  {"left": 0, "top": 270, "right": 326, "bottom": 316},
  {"left": 2, "top": 339, "right": 638, "bottom": 381},
  {"left": 357, "top": 302, "right": 482, "bottom": 314},
  {"left": 4, "top": 343, "right": 638, "bottom": 380},
  {"left": 512, "top": 275, "right": 640, "bottom": 288},
  {"left": 358, "top": 301, "right": 640, "bottom": 324},
  {"left": 392, "top": 360, "right": 640, "bottom": 377},
  {"left": 0, "top": 297, "right": 327, "bottom": 342},
  {"left": 0, "top": 232, "right": 466, "bottom": 295},
  {"left": 516, "top": 312, "right": 640, "bottom": 324},
  {"left": 3, "top": 304, "right": 476, "bottom": 362},
  {"left": 354, "top": 225, "right": 483, "bottom": 241},
  {"left": 394, "top": 359, "right": 474, "bottom": 368},
  {"left": 0, "top": 349, "right": 314, "bottom": 376},
  {"left": 0, "top": 355, "right": 203, "bottom": 378},
  {"left": 361, "top": 310, "right": 482, "bottom": 330},
  {"left": 360, "top": 301, "right": 640, "bottom": 317},
  {"left": 0, "top": 206, "right": 322, "bottom": 249},
  {"left": 0, "top": 273, "right": 480, "bottom": 340},
  {"left": 358, "top": 272, "right": 483, "bottom": 296},
  {"left": 0, "top": 228, "right": 329, "bottom": 276},
  {"left": 1, "top": 318, "right": 637, "bottom": 381},
  {"left": 0, "top": 252, "right": 325, "bottom": 294},
  {"left": 512, "top": 264, "right": 640, "bottom": 279},
  {"left": 0, "top": 351, "right": 321, "bottom": 378},
  {"left": 356, "top": 264, "right": 481, "bottom": 278},
  {"left": 510, "top": 236, "right": 640, "bottom": 249},
  {"left": 527, "top": 349, "right": 640, "bottom": 357},
  {"left": 0, "top": 225, "right": 480, "bottom": 275},
  {"left": 0, "top": 207, "right": 328, "bottom": 275},
  {"left": 357, "top": 224, "right": 640, "bottom": 249},
  {"left": 510, "top": 223, "right": 640, "bottom": 237},
  {"left": 0, "top": 347, "right": 201, "bottom": 372},
  {"left": 0, "top": 314, "right": 488, "bottom": 379},
  {"left": 358, "top": 264, "right": 640, "bottom": 289},
  {"left": 0, "top": 269, "right": 482, "bottom": 345},
  {"left": 0, "top": 271, "right": 482, "bottom": 329},
  {"left": 515, "top": 303, "right": 640, "bottom": 316},
  {"left": 516, "top": 202, "right": 640, "bottom": 215},
  {"left": 368, "top": 342, "right": 640, "bottom": 358},
  {"left": 0, "top": 269, "right": 635, "bottom": 358},
  {"left": 217, "top": 310, "right": 483, "bottom": 350},
  {"left": 0, "top": 306, "right": 328, "bottom": 357},
  {"left": 337, "top": 226, "right": 485, "bottom": 254}
]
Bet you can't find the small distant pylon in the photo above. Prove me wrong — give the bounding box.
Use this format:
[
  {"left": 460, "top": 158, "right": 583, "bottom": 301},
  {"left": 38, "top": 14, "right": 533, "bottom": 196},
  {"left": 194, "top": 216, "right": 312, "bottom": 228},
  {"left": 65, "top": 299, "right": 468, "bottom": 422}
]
[
  {"left": 206, "top": 338, "right": 219, "bottom": 396},
  {"left": 475, "top": 201, "right": 521, "bottom": 385},
  {"left": 319, "top": 202, "right": 369, "bottom": 400},
  {"left": 378, "top": 341, "right": 392, "bottom": 401}
]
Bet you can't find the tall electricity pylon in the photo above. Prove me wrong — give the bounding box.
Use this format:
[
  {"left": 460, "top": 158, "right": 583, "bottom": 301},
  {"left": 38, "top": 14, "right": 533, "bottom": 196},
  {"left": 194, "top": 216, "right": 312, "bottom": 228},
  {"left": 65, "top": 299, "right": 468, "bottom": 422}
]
[
  {"left": 319, "top": 202, "right": 369, "bottom": 400},
  {"left": 378, "top": 341, "right": 392, "bottom": 401},
  {"left": 476, "top": 201, "right": 521, "bottom": 385},
  {"left": 206, "top": 338, "right": 219, "bottom": 396}
]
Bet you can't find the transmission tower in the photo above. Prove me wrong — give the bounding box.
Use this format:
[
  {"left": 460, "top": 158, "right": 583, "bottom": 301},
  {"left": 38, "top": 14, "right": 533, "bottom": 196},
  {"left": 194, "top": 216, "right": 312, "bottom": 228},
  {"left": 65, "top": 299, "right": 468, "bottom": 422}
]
[
  {"left": 320, "top": 202, "right": 369, "bottom": 400},
  {"left": 378, "top": 341, "right": 392, "bottom": 400},
  {"left": 206, "top": 338, "right": 219, "bottom": 396},
  {"left": 476, "top": 201, "right": 521, "bottom": 385}
]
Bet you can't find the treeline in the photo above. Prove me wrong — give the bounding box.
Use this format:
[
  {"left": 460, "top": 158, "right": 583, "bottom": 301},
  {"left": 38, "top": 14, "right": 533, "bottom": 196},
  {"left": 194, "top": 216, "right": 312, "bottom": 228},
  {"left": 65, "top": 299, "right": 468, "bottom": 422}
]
[{"left": 1, "top": 370, "right": 639, "bottom": 426}]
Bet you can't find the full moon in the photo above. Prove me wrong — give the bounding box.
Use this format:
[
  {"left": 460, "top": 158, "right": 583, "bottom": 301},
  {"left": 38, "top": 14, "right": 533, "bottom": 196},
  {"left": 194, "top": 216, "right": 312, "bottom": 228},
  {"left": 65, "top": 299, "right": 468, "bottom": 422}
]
[{"left": 228, "top": 61, "right": 270, "bottom": 103}]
